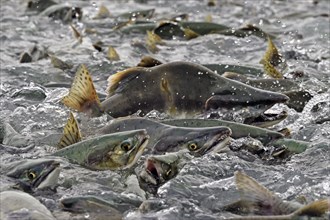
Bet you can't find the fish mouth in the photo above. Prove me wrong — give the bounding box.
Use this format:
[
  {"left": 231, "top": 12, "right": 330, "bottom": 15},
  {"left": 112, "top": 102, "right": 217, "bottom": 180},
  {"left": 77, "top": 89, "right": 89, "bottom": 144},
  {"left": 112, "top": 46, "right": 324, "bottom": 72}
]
[
  {"left": 145, "top": 158, "right": 160, "bottom": 185},
  {"left": 198, "top": 128, "right": 232, "bottom": 156},
  {"left": 124, "top": 133, "right": 150, "bottom": 169},
  {"left": 243, "top": 110, "right": 288, "bottom": 128},
  {"left": 60, "top": 197, "right": 86, "bottom": 213},
  {"left": 33, "top": 161, "right": 61, "bottom": 190}
]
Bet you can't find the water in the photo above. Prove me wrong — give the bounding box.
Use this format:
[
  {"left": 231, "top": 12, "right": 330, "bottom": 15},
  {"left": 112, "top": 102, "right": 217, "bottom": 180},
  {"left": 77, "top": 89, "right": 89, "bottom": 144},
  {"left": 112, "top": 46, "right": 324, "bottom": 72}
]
[{"left": 0, "top": 0, "right": 329, "bottom": 219}]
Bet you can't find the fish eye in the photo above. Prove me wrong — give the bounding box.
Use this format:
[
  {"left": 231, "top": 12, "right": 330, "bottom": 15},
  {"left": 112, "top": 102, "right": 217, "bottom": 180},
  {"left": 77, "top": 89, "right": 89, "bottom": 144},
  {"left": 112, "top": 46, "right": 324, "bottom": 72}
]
[
  {"left": 27, "top": 171, "right": 37, "bottom": 180},
  {"left": 188, "top": 143, "right": 198, "bottom": 151},
  {"left": 121, "top": 141, "right": 131, "bottom": 151}
]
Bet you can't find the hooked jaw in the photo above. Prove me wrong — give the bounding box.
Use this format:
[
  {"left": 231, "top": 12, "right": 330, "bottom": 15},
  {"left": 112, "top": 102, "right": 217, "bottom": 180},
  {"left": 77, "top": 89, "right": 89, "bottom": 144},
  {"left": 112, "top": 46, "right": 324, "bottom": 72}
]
[
  {"left": 33, "top": 161, "right": 61, "bottom": 190},
  {"left": 124, "top": 133, "right": 150, "bottom": 169},
  {"left": 206, "top": 79, "right": 289, "bottom": 126},
  {"left": 201, "top": 128, "right": 232, "bottom": 155}
]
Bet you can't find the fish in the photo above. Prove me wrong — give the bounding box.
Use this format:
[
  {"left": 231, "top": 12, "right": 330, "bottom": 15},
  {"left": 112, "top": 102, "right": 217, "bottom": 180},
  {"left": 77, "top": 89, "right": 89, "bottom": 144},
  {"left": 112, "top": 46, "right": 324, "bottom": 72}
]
[
  {"left": 0, "top": 190, "right": 56, "bottom": 220},
  {"left": 162, "top": 119, "right": 312, "bottom": 157},
  {"left": 4, "top": 158, "right": 61, "bottom": 192},
  {"left": 39, "top": 4, "right": 82, "bottom": 23},
  {"left": 61, "top": 62, "right": 289, "bottom": 121},
  {"left": 60, "top": 196, "right": 122, "bottom": 220},
  {"left": 120, "top": 21, "right": 272, "bottom": 40},
  {"left": 224, "top": 171, "right": 329, "bottom": 219},
  {"left": 52, "top": 127, "right": 149, "bottom": 170},
  {"left": 0, "top": 118, "right": 32, "bottom": 147},
  {"left": 98, "top": 117, "right": 232, "bottom": 156},
  {"left": 137, "top": 151, "right": 184, "bottom": 194},
  {"left": 136, "top": 55, "right": 264, "bottom": 77},
  {"left": 27, "top": 0, "right": 57, "bottom": 12}
]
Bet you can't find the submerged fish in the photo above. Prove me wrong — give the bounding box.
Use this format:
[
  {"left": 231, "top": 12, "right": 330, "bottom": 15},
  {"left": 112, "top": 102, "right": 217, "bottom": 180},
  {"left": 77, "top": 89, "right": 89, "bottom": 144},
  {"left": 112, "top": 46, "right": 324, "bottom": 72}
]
[
  {"left": 99, "top": 117, "right": 231, "bottom": 156},
  {"left": 222, "top": 72, "right": 312, "bottom": 112},
  {"left": 3, "top": 158, "right": 60, "bottom": 192},
  {"left": 60, "top": 196, "right": 122, "bottom": 220},
  {"left": 0, "top": 190, "right": 56, "bottom": 220},
  {"left": 161, "top": 118, "right": 283, "bottom": 145},
  {"left": 137, "top": 151, "right": 184, "bottom": 194},
  {"left": 62, "top": 62, "right": 289, "bottom": 121},
  {"left": 224, "top": 171, "right": 329, "bottom": 219}
]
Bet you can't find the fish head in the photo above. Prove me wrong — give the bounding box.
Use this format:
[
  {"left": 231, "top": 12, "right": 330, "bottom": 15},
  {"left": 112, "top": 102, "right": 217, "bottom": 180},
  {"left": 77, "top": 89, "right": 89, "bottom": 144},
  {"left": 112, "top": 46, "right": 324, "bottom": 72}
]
[
  {"left": 206, "top": 77, "right": 289, "bottom": 126},
  {"left": 86, "top": 129, "right": 149, "bottom": 170},
  {"left": 153, "top": 126, "right": 232, "bottom": 156},
  {"left": 6, "top": 158, "right": 61, "bottom": 192},
  {"left": 138, "top": 152, "right": 181, "bottom": 193}
]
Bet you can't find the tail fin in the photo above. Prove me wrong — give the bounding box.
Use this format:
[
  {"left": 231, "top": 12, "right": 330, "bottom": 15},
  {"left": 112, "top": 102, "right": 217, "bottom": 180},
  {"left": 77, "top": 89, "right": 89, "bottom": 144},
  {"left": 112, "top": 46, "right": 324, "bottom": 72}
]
[
  {"left": 61, "top": 64, "right": 103, "bottom": 117},
  {"left": 57, "top": 112, "right": 82, "bottom": 149},
  {"left": 292, "top": 198, "right": 329, "bottom": 217},
  {"left": 260, "top": 36, "right": 283, "bottom": 79}
]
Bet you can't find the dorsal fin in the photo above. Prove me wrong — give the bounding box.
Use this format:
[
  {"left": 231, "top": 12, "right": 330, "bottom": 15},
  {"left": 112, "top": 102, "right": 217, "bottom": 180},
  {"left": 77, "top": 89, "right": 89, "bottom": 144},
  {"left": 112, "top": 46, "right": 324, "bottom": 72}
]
[
  {"left": 57, "top": 112, "right": 82, "bottom": 149},
  {"left": 61, "top": 64, "right": 102, "bottom": 116},
  {"left": 235, "top": 171, "right": 287, "bottom": 215},
  {"left": 107, "top": 45, "right": 120, "bottom": 61},
  {"left": 137, "top": 56, "right": 163, "bottom": 67},
  {"left": 106, "top": 67, "right": 143, "bottom": 95}
]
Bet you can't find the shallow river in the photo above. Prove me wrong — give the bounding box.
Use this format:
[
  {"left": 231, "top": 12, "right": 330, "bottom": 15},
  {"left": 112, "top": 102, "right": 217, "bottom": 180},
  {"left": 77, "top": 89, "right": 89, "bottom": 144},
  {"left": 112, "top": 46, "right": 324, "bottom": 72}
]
[{"left": 0, "top": 0, "right": 329, "bottom": 219}]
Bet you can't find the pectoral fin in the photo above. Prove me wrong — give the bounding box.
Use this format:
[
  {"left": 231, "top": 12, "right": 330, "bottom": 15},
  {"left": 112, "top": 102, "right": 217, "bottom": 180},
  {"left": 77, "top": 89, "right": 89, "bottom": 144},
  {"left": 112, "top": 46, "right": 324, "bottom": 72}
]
[{"left": 57, "top": 112, "right": 82, "bottom": 149}]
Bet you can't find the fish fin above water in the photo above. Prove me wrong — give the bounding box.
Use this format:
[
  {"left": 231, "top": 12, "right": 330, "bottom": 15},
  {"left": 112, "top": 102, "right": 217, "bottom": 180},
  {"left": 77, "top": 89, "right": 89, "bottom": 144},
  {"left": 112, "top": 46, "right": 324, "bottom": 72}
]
[
  {"left": 234, "top": 171, "right": 287, "bottom": 215},
  {"left": 57, "top": 112, "right": 82, "bottom": 149},
  {"left": 292, "top": 198, "right": 329, "bottom": 217},
  {"left": 260, "top": 36, "right": 283, "bottom": 79},
  {"left": 93, "top": 5, "right": 111, "bottom": 19},
  {"left": 137, "top": 55, "right": 163, "bottom": 67},
  {"left": 61, "top": 64, "right": 103, "bottom": 116},
  {"left": 107, "top": 67, "right": 142, "bottom": 95},
  {"left": 107, "top": 45, "right": 120, "bottom": 61},
  {"left": 61, "top": 64, "right": 102, "bottom": 116},
  {"left": 260, "top": 59, "right": 283, "bottom": 79},
  {"left": 183, "top": 28, "right": 199, "bottom": 40}
]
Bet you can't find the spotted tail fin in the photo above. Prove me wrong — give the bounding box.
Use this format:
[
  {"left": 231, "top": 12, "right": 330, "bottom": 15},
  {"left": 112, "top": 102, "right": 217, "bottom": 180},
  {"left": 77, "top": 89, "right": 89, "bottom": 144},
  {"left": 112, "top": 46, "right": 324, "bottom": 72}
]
[
  {"left": 260, "top": 36, "right": 283, "bottom": 79},
  {"left": 57, "top": 112, "right": 82, "bottom": 149},
  {"left": 61, "top": 64, "right": 103, "bottom": 117},
  {"left": 292, "top": 198, "right": 329, "bottom": 217}
]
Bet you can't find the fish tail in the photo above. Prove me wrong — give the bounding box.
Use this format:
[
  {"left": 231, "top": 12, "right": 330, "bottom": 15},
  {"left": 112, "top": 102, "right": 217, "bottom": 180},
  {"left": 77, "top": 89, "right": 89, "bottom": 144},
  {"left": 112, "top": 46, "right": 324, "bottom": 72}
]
[
  {"left": 183, "top": 28, "right": 199, "bottom": 40},
  {"left": 57, "top": 112, "right": 82, "bottom": 149},
  {"left": 292, "top": 198, "right": 329, "bottom": 217},
  {"left": 61, "top": 64, "right": 103, "bottom": 117},
  {"left": 260, "top": 36, "right": 283, "bottom": 79}
]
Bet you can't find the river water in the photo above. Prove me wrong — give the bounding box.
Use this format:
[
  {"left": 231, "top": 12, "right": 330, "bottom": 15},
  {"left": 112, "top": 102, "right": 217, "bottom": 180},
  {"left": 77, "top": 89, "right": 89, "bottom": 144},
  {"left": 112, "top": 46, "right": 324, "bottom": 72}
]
[{"left": 0, "top": 0, "right": 329, "bottom": 219}]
